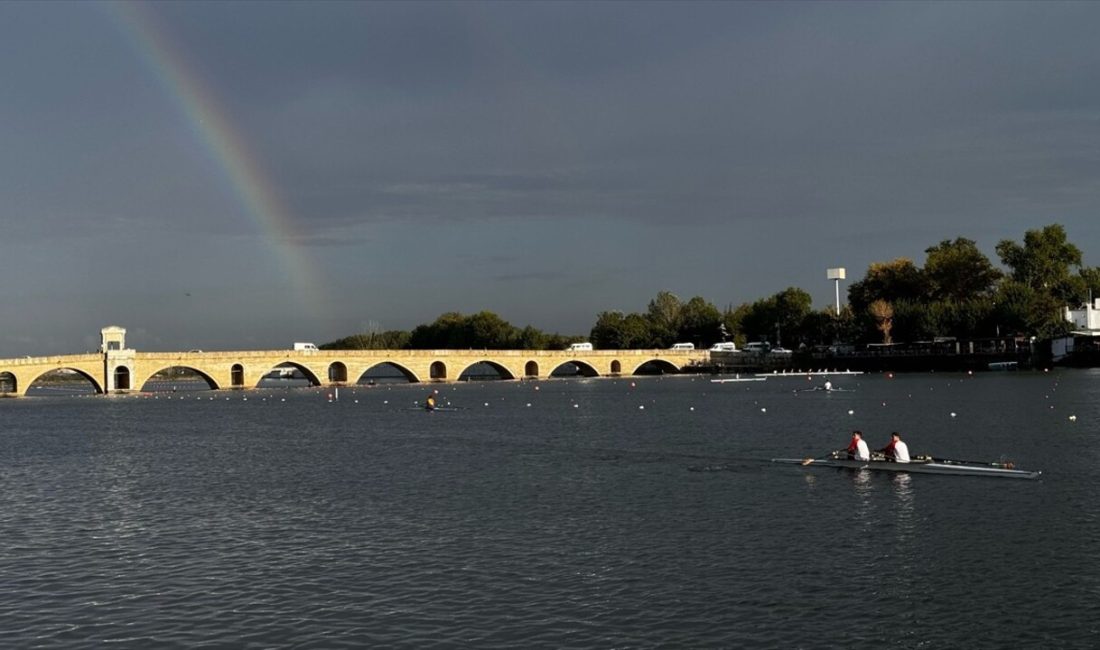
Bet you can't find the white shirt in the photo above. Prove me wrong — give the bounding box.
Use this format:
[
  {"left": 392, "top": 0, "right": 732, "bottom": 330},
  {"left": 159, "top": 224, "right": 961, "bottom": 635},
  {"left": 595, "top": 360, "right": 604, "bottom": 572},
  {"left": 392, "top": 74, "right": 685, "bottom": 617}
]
[
  {"left": 854, "top": 439, "right": 870, "bottom": 461},
  {"left": 893, "top": 440, "right": 910, "bottom": 463}
]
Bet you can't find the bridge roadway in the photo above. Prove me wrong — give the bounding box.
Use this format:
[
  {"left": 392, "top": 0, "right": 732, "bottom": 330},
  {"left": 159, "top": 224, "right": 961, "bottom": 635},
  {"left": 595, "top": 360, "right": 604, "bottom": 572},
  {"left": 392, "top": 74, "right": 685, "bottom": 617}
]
[{"left": 0, "top": 348, "right": 709, "bottom": 397}]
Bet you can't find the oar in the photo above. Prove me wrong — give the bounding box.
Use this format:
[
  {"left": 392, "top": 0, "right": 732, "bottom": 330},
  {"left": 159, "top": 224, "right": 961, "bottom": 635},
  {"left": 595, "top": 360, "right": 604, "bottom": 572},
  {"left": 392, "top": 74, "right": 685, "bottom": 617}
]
[{"left": 802, "top": 451, "right": 837, "bottom": 466}]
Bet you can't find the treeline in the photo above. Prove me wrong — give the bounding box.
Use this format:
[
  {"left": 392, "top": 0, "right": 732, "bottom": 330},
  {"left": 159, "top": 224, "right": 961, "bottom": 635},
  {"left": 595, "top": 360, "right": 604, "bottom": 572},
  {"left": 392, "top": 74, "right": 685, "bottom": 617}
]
[
  {"left": 849, "top": 223, "right": 1099, "bottom": 343},
  {"left": 322, "top": 311, "right": 580, "bottom": 350},
  {"left": 322, "top": 224, "right": 1100, "bottom": 351}
]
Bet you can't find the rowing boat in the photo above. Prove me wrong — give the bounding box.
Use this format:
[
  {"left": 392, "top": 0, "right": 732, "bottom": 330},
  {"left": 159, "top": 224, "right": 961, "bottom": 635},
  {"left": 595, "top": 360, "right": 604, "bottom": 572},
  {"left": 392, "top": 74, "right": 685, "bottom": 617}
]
[{"left": 772, "top": 454, "right": 1041, "bottom": 480}]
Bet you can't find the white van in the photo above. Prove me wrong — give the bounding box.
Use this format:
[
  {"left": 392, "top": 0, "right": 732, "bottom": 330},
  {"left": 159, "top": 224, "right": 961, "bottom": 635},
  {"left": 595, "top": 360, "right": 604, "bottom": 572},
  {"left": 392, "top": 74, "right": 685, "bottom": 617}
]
[
  {"left": 293, "top": 342, "right": 319, "bottom": 352},
  {"left": 670, "top": 343, "right": 695, "bottom": 351},
  {"left": 566, "top": 342, "right": 594, "bottom": 351},
  {"left": 742, "top": 342, "right": 768, "bottom": 353},
  {"left": 709, "top": 342, "right": 737, "bottom": 352}
]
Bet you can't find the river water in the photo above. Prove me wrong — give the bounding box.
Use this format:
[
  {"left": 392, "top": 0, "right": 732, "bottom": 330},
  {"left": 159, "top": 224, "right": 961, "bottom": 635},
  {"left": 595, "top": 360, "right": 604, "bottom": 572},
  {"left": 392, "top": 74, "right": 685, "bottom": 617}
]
[{"left": 1, "top": 370, "right": 1098, "bottom": 648}]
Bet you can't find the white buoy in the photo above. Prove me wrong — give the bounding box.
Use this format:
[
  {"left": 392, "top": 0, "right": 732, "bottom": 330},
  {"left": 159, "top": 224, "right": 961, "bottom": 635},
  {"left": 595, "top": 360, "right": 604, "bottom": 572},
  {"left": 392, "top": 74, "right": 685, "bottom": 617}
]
[
  {"left": 1069, "top": 415, "right": 1077, "bottom": 421},
  {"left": 760, "top": 407, "right": 767, "bottom": 413},
  {"left": 639, "top": 405, "right": 645, "bottom": 410},
  {"left": 847, "top": 409, "right": 854, "bottom": 415},
  {"left": 950, "top": 412, "right": 957, "bottom": 418}
]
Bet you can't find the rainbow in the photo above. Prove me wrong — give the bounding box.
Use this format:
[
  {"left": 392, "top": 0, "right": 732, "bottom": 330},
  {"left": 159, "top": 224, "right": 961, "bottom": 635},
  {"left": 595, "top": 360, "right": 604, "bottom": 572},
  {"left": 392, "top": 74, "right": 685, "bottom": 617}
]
[{"left": 104, "top": 2, "right": 328, "bottom": 312}]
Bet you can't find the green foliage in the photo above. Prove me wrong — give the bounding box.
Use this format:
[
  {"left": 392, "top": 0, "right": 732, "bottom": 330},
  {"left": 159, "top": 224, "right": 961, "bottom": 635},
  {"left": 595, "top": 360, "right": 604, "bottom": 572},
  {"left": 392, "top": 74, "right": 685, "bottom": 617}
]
[
  {"left": 995, "top": 224, "right": 1085, "bottom": 334},
  {"left": 677, "top": 296, "right": 724, "bottom": 346},
  {"left": 847, "top": 258, "right": 924, "bottom": 316},
  {"left": 1080, "top": 267, "right": 1100, "bottom": 302},
  {"left": 924, "top": 238, "right": 1002, "bottom": 300},
  {"left": 323, "top": 311, "right": 575, "bottom": 350},
  {"left": 590, "top": 311, "right": 656, "bottom": 349},
  {"left": 996, "top": 224, "right": 1083, "bottom": 300},
  {"left": 645, "top": 291, "right": 684, "bottom": 346},
  {"left": 992, "top": 280, "right": 1068, "bottom": 339},
  {"left": 589, "top": 292, "right": 726, "bottom": 348},
  {"left": 737, "top": 287, "right": 814, "bottom": 346},
  {"left": 322, "top": 330, "right": 410, "bottom": 350},
  {"left": 322, "top": 223, "right": 1090, "bottom": 350}
]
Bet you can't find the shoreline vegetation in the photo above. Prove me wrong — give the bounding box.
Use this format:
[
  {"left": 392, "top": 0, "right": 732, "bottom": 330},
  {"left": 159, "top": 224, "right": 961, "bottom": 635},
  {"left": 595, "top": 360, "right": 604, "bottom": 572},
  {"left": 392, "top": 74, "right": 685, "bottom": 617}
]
[{"left": 323, "top": 224, "right": 1098, "bottom": 365}]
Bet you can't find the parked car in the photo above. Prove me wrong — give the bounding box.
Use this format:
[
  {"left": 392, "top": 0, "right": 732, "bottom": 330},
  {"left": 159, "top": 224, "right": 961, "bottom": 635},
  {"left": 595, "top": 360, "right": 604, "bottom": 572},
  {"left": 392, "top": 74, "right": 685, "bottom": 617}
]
[{"left": 770, "top": 347, "right": 793, "bottom": 355}]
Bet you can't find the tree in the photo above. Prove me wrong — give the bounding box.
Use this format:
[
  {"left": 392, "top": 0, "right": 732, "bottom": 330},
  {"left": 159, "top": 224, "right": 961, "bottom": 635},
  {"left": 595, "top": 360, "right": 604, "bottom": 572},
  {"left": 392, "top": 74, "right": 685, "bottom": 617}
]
[
  {"left": 773, "top": 287, "right": 813, "bottom": 346},
  {"left": 995, "top": 224, "right": 1086, "bottom": 334},
  {"left": 723, "top": 303, "right": 751, "bottom": 346},
  {"left": 923, "top": 238, "right": 1002, "bottom": 301},
  {"left": 591, "top": 311, "right": 657, "bottom": 349},
  {"left": 677, "top": 296, "right": 723, "bottom": 346},
  {"left": 996, "top": 224, "right": 1083, "bottom": 300},
  {"left": 591, "top": 311, "right": 628, "bottom": 349},
  {"left": 992, "top": 280, "right": 1068, "bottom": 339},
  {"left": 1078, "top": 266, "right": 1100, "bottom": 305},
  {"left": 848, "top": 258, "right": 925, "bottom": 316},
  {"left": 736, "top": 287, "right": 813, "bottom": 346},
  {"left": 644, "top": 291, "right": 683, "bottom": 346},
  {"left": 466, "top": 311, "right": 518, "bottom": 349},
  {"left": 869, "top": 299, "right": 894, "bottom": 344},
  {"left": 322, "top": 330, "right": 411, "bottom": 350}
]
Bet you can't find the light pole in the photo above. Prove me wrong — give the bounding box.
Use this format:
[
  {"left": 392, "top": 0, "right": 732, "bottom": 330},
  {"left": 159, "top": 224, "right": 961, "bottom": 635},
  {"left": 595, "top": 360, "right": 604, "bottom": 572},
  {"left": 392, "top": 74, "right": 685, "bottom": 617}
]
[{"left": 826, "top": 268, "right": 846, "bottom": 316}]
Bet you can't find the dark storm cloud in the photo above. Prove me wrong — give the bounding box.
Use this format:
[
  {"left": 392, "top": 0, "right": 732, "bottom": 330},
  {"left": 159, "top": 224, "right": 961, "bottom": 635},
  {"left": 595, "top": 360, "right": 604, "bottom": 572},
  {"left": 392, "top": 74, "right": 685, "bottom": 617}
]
[{"left": 133, "top": 0, "right": 1100, "bottom": 237}]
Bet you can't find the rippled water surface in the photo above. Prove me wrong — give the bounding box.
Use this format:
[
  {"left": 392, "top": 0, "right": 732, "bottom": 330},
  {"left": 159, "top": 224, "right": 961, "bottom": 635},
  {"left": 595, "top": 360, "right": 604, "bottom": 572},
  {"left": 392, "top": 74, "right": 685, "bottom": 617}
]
[{"left": 2, "top": 370, "right": 1099, "bottom": 648}]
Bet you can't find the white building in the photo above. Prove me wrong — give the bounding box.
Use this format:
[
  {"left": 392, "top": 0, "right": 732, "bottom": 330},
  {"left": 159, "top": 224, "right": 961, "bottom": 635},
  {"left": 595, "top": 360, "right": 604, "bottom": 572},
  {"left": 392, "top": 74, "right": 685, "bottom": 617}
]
[{"left": 1064, "top": 300, "right": 1100, "bottom": 333}]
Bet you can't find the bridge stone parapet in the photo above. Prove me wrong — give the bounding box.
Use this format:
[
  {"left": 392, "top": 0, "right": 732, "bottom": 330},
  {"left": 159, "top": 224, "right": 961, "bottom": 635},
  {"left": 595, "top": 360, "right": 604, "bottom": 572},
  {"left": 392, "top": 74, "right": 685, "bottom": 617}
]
[{"left": 0, "top": 344, "right": 708, "bottom": 396}]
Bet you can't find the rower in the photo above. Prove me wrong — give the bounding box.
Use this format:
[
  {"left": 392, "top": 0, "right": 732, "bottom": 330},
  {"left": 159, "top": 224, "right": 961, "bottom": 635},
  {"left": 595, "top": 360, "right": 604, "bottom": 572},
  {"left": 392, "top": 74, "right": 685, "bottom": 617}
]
[
  {"left": 425, "top": 393, "right": 437, "bottom": 411},
  {"left": 879, "top": 432, "right": 910, "bottom": 463},
  {"left": 846, "top": 430, "right": 870, "bottom": 461}
]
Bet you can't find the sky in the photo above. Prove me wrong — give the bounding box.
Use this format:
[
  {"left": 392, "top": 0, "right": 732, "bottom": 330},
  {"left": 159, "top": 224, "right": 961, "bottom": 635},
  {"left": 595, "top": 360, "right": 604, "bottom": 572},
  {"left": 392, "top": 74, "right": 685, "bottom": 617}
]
[{"left": 2, "top": 1, "right": 1099, "bottom": 356}]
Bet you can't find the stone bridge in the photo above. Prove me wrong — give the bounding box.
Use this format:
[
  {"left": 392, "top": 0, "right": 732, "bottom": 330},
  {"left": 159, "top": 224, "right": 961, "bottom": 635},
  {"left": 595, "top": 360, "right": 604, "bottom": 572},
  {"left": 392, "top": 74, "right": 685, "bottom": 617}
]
[{"left": 0, "top": 327, "right": 709, "bottom": 397}]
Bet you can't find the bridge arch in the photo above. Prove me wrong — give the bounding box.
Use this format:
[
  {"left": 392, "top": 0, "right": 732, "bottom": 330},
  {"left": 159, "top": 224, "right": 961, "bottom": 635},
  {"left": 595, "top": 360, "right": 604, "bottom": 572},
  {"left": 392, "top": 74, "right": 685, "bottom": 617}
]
[
  {"left": 456, "top": 360, "right": 517, "bottom": 381},
  {"left": 26, "top": 368, "right": 105, "bottom": 395},
  {"left": 548, "top": 360, "right": 600, "bottom": 378},
  {"left": 266, "top": 362, "right": 321, "bottom": 387},
  {"left": 231, "top": 364, "right": 245, "bottom": 388},
  {"left": 626, "top": 358, "right": 681, "bottom": 375},
  {"left": 356, "top": 361, "right": 419, "bottom": 384},
  {"left": 328, "top": 361, "right": 348, "bottom": 383},
  {"left": 114, "top": 366, "right": 131, "bottom": 390},
  {"left": 610, "top": 360, "right": 622, "bottom": 375},
  {"left": 430, "top": 361, "right": 447, "bottom": 381},
  {"left": 138, "top": 366, "right": 220, "bottom": 391},
  {"left": 524, "top": 360, "right": 539, "bottom": 378},
  {"left": 0, "top": 371, "right": 17, "bottom": 395}
]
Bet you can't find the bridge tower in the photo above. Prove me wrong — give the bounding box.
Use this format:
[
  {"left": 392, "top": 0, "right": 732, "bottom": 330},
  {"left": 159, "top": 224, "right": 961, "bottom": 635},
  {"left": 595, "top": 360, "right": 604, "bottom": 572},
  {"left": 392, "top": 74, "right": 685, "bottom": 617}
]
[{"left": 100, "top": 326, "right": 134, "bottom": 392}]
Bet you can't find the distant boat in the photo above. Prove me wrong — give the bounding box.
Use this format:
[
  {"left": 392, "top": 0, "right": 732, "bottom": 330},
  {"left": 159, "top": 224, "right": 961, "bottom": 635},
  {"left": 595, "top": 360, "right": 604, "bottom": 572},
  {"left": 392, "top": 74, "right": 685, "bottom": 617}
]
[{"left": 988, "top": 361, "right": 1019, "bottom": 370}]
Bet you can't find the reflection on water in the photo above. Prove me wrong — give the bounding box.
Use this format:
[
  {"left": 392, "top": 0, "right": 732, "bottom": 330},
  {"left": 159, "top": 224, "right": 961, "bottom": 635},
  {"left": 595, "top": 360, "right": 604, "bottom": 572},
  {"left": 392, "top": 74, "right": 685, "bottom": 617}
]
[{"left": 0, "top": 372, "right": 1096, "bottom": 647}]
